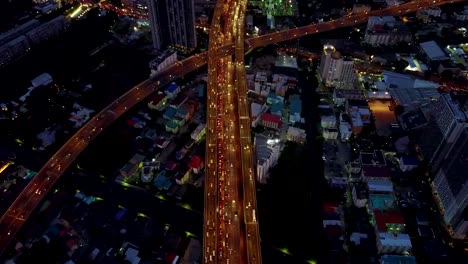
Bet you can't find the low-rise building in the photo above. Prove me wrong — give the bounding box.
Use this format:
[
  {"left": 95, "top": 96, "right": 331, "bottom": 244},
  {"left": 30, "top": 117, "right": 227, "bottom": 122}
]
[
  {"left": 148, "top": 93, "right": 168, "bottom": 111},
  {"left": 380, "top": 255, "right": 416, "bottom": 264},
  {"left": 289, "top": 94, "right": 303, "bottom": 124},
  {"left": 286, "top": 126, "right": 306, "bottom": 144},
  {"left": 175, "top": 165, "right": 192, "bottom": 185},
  {"left": 267, "top": 93, "right": 283, "bottom": 105},
  {"left": 376, "top": 232, "right": 412, "bottom": 254},
  {"left": 416, "top": 7, "right": 442, "bottom": 23},
  {"left": 261, "top": 113, "right": 281, "bottom": 129},
  {"left": 351, "top": 183, "right": 368, "bottom": 208},
  {"left": 180, "top": 238, "right": 202, "bottom": 264},
  {"left": 165, "top": 82, "right": 181, "bottom": 99},
  {"left": 323, "top": 127, "right": 338, "bottom": 140},
  {"left": 321, "top": 115, "right": 337, "bottom": 129},
  {"left": 333, "top": 89, "right": 365, "bottom": 106},
  {"left": 362, "top": 167, "right": 390, "bottom": 181},
  {"left": 339, "top": 122, "right": 352, "bottom": 142},
  {"left": 188, "top": 156, "right": 204, "bottom": 174},
  {"left": 149, "top": 49, "right": 177, "bottom": 76},
  {"left": 155, "top": 135, "right": 171, "bottom": 149},
  {"left": 419, "top": 40, "right": 448, "bottom": 62},
  {"left": 348, "top": 160, "right": 362, "bottom": 175},
  {"left": 251, "top": 102, "right": 267, "bottom": 127},
  {"left": 399, "top": 156, "right": 419, "bottom": 172},
  {"left": 352, "top": 4, "right": 371, "bottom": 14},
  {"left": 165, "top": 120, "right": 179, "bottom": 134},
  {"left": 175, "top": 107, "right": 190, "bottom": 122},
  {"left": 364, "top": 16, "right": 412, "bottom": 46},
  {"left": 191, "top": 123, "right": 206, "bottom": 142},
  {"left": 163, "top": 106, "right": 177, "bottom": 120},
  {"left": 120, "top": 154, "right": 145, "bottom": 178},
  {"left": 350, "top": 110, "right": 363, "bottom": 134},
  {"left": 367, "top": 179, "right": 394, "bottom": 193},
  {"left": 255, "top": 134, "right": 280, "bottom": 183}
]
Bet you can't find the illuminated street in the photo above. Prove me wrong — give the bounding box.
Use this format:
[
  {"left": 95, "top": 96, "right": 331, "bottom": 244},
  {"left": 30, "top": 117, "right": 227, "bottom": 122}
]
[{"left": 0, "top": 0, "right": 464, "bottom": 259}]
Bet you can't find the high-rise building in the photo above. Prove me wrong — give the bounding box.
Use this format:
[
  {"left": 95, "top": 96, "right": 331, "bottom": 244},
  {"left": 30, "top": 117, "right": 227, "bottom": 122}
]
[
  {"left": 147, "top": 0, "right": 197, "bottom": 50},
  {"left": 319, "top": 44, "right": 355, "bottom": 89},
  {"left": 418, "top": 94, "right": 468, "bottom": 238},
  {"left": 419, "top": 94, "right": 467, "bottom": 171}
]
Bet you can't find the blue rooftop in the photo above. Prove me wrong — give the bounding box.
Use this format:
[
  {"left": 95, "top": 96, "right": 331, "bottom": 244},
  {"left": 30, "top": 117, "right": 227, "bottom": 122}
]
[
  {"left": 166, "top": 82, "right": 179, "bottom": 93},
  {"left": 163, "top": 107, "right": 176, "bottom": 119},
  {"left": 271, "top": 102, "right": 283, "bottom": 113},
  {"left": 153, "top": 171, "right": 172, "bottom": 190},
  {"left": 176, "top": 107, "right": 188, "bottom": 116},
  {"left": 290, "top": 95, "right": 302, "bottom": 114}
]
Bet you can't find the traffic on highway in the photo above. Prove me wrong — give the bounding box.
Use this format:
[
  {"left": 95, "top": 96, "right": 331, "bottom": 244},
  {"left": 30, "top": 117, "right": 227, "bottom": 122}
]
[{"left": 0, "top": 0, "right": 462, "bottom": 258}]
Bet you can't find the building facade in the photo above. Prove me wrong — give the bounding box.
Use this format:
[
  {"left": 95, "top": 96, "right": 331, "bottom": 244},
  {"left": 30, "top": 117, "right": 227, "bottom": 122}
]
[
  {"left": 319, "top": 44, "right": 355, "bottom": 89},
  {"left": 255, "top": 134, "right": 280, "bottom": 183},
  {"left": 147, "top": 0, "right": 197, "bottom": 50},
  {"left": 418, "top": 94, "right": 468, "bottom": 239}
]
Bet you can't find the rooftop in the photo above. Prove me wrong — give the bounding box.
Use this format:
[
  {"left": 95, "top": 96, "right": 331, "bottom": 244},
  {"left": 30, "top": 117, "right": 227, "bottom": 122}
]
[
  {"left": 163, "top": 107, "right": 176, "bottom": 119},
  {"left": 323, "top": 202, "right": 339, "bottom": 213},
  {"left": 188, "top": 156, "right": 203, "bottom": 169},
  {"left": 368, "top": 179, "right": 394, "bottom": 193},
  {"left": 374, "top": 210, "right": 405, "bottom": 232},
  {"left": 420, "top": 41, "right": 448, "bottom": 61},
  {"left": 261, "top": 113, "right": 281, "bottom": 123},
  {"left": 275, "top": 54, "right": 298, "bottom": 69},
  {"left": 362, "top": 166, "right": 390, "bottom": 178},
  {"left": 290, "top": 94, "right": 302, "bottom": 114},
  {"left": 352, "top": 182, "right": 368, "bottom": 199},
  {"left": 361, "top": 150, "right": 386, "bottom": 166},
  {"left": 255, "top": 134, "right": 280, "bottom": 164},
  {"left": 378, "top": 233, "right": 412, "bottom": 247},
  {"left": 150, "top": 49, "right": 176, "bottom": 65},
  {"left": 149, "top": 93, "right": 167, "bottom": 105},
  {"left": 370, "top": 194, "right": 395, "bottom": 210},
  {"left": 251, "top": 102, "right": 263, "bottom": 117},
  {"left": 270, "top": 102, "right": 283, "bottom": 113},
  {"left": 287, "top": 126, "right": 306, "bottom": 137},
  {"left": 399, "top": 109, "right": 428, "bottom": 130},
  {"left": 165, "top": 82, "right": 179, "bottom": 93},
  {"left": 380, "top": 255, "right": 416, "bottom": 264},
  {"left": 333, "top": 89, "right": 365, "bottom": 100}
]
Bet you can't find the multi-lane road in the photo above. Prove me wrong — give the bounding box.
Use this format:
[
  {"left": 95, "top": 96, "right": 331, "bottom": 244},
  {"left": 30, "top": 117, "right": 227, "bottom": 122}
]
[
  {"left": 203, "top": 0, "right": 225, "bottom": 262},
  {"left": 204, "top": 0, "right": 256, "bottom": 262},
  {"left": 0, "top": 0, "right": 463, "bottom": 257}
]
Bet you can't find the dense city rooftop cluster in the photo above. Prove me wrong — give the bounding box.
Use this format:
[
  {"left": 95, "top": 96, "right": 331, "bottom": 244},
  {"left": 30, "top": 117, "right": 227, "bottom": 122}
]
[{"left": 0, "top": 0, "right": 467, "bottom": 263}]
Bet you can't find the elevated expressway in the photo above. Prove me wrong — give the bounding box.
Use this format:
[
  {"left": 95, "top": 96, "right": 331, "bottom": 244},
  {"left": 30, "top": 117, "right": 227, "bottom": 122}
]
[
  {"left": 0, "top": 0, "right": 462, "bottom": 257},
  {"left": 204, "top": 0, "right": 257, "bottom": 262}
]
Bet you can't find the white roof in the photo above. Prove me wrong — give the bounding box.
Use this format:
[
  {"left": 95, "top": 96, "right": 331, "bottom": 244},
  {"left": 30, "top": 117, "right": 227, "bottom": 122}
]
[
  {"left": 378, "top": 232, "right": 412, "bottom": 247},
  {"left": 287, "top": 126, "right": 306, "bottom": 137},
  {"left": 31, "top": 73, "right": 53, "bottom": 87},
  {"left": 419, "top": 41, "right": 447, "bottom": 61}
]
